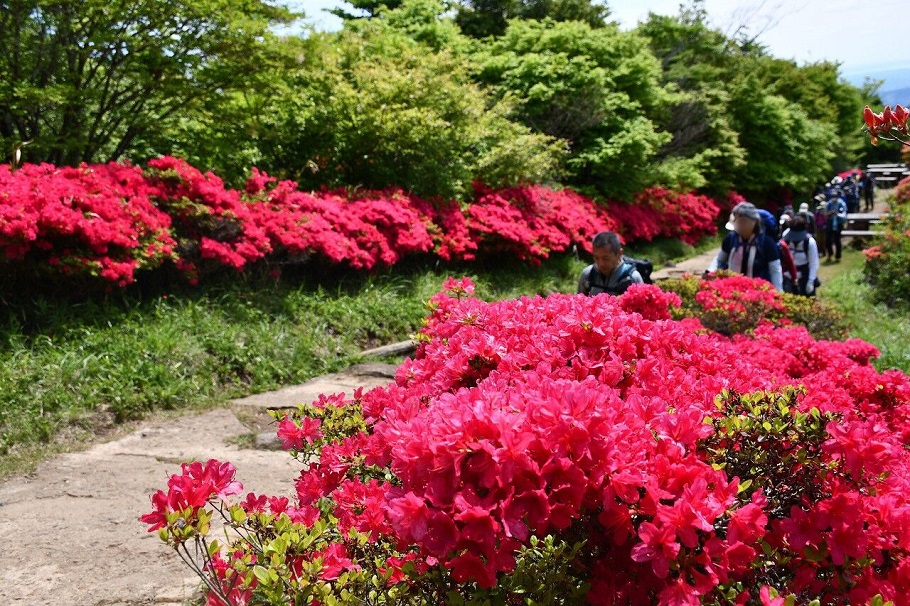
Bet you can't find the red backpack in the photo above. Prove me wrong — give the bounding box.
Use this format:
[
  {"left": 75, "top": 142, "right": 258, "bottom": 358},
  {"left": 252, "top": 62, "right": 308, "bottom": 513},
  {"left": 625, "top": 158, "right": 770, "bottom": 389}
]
[{"left": 778, "top": 240, "right": 798, "bottom": 283}]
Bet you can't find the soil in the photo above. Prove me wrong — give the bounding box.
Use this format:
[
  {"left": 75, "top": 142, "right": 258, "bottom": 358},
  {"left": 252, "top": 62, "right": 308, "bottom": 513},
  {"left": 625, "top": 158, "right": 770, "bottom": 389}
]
[{"left": 0, "top": 363, "right": 398, "bottom": 606}]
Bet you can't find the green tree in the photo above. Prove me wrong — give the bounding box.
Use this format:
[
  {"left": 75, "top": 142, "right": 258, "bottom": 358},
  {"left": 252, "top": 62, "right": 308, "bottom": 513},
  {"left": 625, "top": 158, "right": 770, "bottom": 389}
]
[
  {"left": 329, "top": 0, "right": 404, "bottom": 20},
  {"left": 454, "top": 0, "right": 610, "bottom": 39},
  {"left": 0, "top": 0, "right": 296, "bottom": 166},
  {"left": 242, "top": 3, "right": 564, "bottom": 200},
  {"left": 638, "top": 6, "right": 865, "bottom": 199},
  {"left": 637, "top": 10, "right": 750, "bottom": 195},
  {"left": 726, "top": 73, "right": 835, "bottom": 194},
  {"left": 473, "top": 19, "right": 676, "bottom": 199}
]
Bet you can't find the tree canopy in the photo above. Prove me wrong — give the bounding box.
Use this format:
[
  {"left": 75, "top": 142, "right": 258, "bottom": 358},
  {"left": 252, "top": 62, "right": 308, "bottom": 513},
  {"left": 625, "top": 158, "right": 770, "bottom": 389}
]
[
  {"left": 2, "top": 0, "right": 895, "bottom": 202},
  {"left": 0, "top": 0, "right": 296, "bottom": 165}
]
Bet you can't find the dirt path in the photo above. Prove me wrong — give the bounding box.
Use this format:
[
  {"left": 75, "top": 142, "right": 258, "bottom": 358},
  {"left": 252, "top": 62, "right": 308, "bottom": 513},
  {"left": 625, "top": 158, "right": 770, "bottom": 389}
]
[{"left": 0, "top": 363, "right": 398, "bottom": 606}]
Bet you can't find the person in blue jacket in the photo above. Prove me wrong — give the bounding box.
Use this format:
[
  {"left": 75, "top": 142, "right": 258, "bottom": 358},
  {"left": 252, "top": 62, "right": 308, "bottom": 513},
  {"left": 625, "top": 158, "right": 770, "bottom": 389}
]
[
  {"left": 707, "top": 202, "right": 783, "bottom": 291},
  {"left": 824, "top": 193, "right": 848, "bottom": 262}
]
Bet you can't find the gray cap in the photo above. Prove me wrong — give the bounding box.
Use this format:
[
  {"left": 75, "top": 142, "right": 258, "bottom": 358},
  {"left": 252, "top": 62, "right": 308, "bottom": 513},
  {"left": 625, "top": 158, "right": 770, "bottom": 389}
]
[{"left": 731, "top": 202, "right": 760, "bottom": 222}]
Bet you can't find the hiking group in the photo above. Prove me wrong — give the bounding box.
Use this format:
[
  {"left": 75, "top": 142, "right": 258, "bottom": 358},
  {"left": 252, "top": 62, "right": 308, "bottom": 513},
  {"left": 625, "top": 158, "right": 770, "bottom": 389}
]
[{"left": 578, "top": 171, "right": 873, "bottom": 299}]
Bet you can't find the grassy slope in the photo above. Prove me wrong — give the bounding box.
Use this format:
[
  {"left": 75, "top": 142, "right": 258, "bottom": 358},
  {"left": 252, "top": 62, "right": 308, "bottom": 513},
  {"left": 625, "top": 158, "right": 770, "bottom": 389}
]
[
  {"left": 818, "top": 247, "right": 910, "bottom": 373},
  {"left": 0, "top": 253, "right": 588, "bottom": 478}
]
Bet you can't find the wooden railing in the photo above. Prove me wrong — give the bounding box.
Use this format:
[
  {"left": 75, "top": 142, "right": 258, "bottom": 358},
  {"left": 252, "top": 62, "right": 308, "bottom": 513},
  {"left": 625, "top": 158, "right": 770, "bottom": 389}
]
[
  {"left": 866, "top": 163, "right": 909, "bottom": 188},
  {"left": 841, "top": 212, "right": 886, "bottom": 238}
]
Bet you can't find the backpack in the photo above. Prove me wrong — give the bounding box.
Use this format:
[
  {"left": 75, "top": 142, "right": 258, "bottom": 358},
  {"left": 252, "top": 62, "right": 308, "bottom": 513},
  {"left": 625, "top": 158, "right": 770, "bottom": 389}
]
[
  {"left": 777, "top": 240, "right": 798, "bottom": 282},
  {"left": 622, "top": 256, "right": 653, "bottom": 284}
]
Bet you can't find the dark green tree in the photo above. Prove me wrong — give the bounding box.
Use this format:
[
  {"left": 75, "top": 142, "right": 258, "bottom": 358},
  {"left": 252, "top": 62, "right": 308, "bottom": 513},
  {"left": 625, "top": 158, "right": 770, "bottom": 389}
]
[
  {"left": 0, "top": 0, "right": 296, "bottom": 166},
  {"left": 329, "top": 0, "right": 404, "bottom": 20},
  {"left": 454, "top": 0, "right": 610, "bottom": 39}
]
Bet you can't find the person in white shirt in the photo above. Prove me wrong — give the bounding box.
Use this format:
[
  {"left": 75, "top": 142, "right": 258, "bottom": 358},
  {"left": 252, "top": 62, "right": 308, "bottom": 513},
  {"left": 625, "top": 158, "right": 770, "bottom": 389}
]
[{"left": 782, "top": 215, "right": 820, "bottom": 296}]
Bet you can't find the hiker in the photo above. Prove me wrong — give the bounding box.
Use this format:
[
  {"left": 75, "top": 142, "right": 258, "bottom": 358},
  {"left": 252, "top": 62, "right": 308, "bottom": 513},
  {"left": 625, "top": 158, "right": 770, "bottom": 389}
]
[
  {"left": 842, "top": 175, "right": 860, "bottom": 214},
  {"left": 814, "top": 196, "right": 828, "bottom": 259},
  {"left": 825, "top": 192, "right": 848, "bottom": 262},
  {"left": 782, "top": 215, "right": 820, "bottom": 297},
  {"left": 707, "top": 202, "right": 783, "bottom": 291},
  {"left": 778, "top": 204, "right": 794, "bottom": 233},
  {"left": 758, "top": 209, "right": 798, "bottom": 288},
  {"left": 796, "top": 202, "right": 815, "bottom": 235},
  {"left": 863, "top": 172, "right": 876, "bottom": 211},
  {"left": 577, "top": 231, "right": 643, "bottom": 296}
]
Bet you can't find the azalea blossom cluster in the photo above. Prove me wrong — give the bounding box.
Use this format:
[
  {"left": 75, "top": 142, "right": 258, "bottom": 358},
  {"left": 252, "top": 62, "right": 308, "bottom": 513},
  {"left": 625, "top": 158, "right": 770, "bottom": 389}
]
[
  {"left": 145, "top": 278, "right": 910, "bottom": 605},
  {"left": 607, "top": 188, "right": 722, "bottom": 246},
  {"left": 1, "top": 158, "right": 726, "bottom": 287},
  {"left": 0, "top": 162, "right": 176, "bottom": 285},
  {"left": 660, "top": 272, "right": 848, "bottom": 340},
  {"left": 863, "top": 104, "right": 910, "bottom": 145}
]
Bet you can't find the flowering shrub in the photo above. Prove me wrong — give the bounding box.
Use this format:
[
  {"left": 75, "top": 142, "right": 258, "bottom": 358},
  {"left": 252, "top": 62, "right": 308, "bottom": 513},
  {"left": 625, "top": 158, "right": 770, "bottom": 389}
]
[
  {"left": 864, "top": 175, "right": 910, "bottom": 309},
  {"left": 607, "top": 188, "right": 721, "bottom": 246},
  {"left": 660, "top": 271, "right": 848, "bottom": 340},
  {"left": 144, "top": 157, "right": 273, "bottom": 280},
  {"left": 0, "top": 162, "right": 175, "bottom": 285},
  {"left": 1, "top": 158, "right": 727, "bottom": 289},
  {"left": 863, "top": 104, "right": 910, "bottom": 146},
  {"left": 467, "top": 184, "right": 618, "bottom": 262},
  {"left": 144, "top": 278, "right": 910, "bottom": 605}
]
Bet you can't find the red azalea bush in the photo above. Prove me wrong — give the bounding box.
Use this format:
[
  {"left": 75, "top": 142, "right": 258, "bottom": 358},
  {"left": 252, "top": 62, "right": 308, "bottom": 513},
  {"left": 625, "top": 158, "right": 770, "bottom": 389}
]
[
  {"left": 1, "top": 158, "right": 727, "bottom": 288},
  {"left": 143, "top": 279, "right": 910, "bottom": 605},
  {"left": 660, "top": 272, "right": 849, "bottom": 340},
  {"left": 0, "top": 162, "right": 176, "bottom": 285},
  {"left": 145, "top": 156, "right": 273, "bottom": 277},
  {"left": 608, "top": 188, "right": 722, "bottom": 246},
  {"left": 467, "top": 184, "right": 618, "bottom": 262}
]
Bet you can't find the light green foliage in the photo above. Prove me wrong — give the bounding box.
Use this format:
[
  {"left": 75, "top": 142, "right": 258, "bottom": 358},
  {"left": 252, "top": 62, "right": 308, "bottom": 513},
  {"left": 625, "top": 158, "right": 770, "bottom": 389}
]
[
  {"left": 702, "top": 387, "right": 835, "bottom": 518},
  {"left": 481, "top": 536, "right": 590, "bottom": 603},
  {"left": 864, "top": 182, "right": 910, "bottom": 310},
  {"left": 251, "top": 2, "right": 564, "bottom": 200},
  {"left": 0, "top": 0, "right": 295, "bottom": 166},
  {"left": 473, "top": 19, "right": 677, "bottom": 199},
  {"left": 823, "top": 250, "right": 910, "bottom": 374},
  {"left": 700, "top": 388, "right": 839, "bottom": 600}
]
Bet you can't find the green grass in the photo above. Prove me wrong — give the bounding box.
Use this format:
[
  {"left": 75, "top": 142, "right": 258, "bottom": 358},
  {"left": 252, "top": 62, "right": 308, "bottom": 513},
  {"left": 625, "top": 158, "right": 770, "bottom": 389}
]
[
  {"left": 819, "top": 247, "right": 910, "bottom": 373},
  {"left": 0, "top": 255, "right": 585, "bottom": 478}
]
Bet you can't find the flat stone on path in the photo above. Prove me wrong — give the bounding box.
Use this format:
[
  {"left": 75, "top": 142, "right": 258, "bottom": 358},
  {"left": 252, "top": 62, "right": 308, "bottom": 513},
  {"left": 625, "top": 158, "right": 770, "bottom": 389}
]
[{"left": 0, "top": 363, "right": 399, "bottom": 605}]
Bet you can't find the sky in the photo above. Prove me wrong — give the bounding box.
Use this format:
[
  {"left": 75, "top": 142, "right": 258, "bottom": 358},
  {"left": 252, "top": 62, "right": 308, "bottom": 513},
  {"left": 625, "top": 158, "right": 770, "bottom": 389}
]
[{"left": 290, "top": 0, "right": 909, "bottom": 91}]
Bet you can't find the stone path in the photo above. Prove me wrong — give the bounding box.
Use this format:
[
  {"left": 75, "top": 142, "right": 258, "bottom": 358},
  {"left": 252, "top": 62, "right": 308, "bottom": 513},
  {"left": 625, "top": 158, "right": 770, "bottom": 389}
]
[{"left": 0, "top": 363, "right": 398, "bottom": 606}]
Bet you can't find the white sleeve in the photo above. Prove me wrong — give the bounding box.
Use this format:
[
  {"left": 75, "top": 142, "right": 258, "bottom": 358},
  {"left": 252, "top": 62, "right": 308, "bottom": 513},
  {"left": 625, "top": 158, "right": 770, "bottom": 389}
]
[
  {"left": 807, "top": 238, "right": 819, "bottom": 284},
  {"left": 708, "top": 249, "right": 728, "bottom": 272},
  {"left": 768, "top": 259, "right": 783, "bottom": 291}
]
